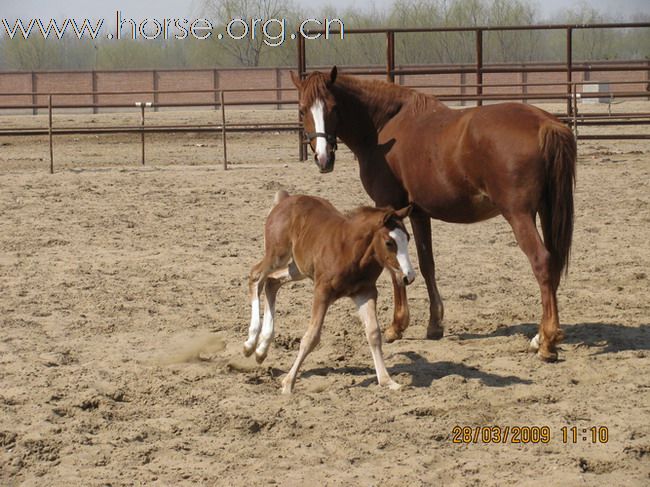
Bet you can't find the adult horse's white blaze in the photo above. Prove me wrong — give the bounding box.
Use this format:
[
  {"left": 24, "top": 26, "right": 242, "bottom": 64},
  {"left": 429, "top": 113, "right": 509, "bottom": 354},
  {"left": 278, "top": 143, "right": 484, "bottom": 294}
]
[
  {"left": 310, "top": 99, "right": 328, "bottom": 168},
  {"left": 389, "top": 228, "right": 416, "bottom": 284}
]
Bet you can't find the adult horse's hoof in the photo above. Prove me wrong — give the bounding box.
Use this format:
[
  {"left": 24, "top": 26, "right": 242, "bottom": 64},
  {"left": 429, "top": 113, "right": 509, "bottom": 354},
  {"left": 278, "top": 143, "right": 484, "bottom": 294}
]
[
  {"left": 384, "top": 327, "right": 402, "bottom": 343},
  {"left": 426, "top": 326, "right": 444, "bottom": 340}
]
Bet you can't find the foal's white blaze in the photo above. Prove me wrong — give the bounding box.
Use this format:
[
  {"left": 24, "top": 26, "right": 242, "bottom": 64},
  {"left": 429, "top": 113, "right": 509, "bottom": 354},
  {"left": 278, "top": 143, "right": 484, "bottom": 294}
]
[
  {"left": 310, "top": 99, "right": 328, "bottom": 168},
  {"left": 389, "top": 228, "right": 416, "bottom": 284}
]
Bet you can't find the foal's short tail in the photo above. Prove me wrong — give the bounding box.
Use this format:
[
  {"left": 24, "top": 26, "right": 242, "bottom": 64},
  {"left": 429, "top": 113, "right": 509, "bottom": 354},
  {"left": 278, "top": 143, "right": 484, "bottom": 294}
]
[
  {"left": 538, "top": 121, "right": 576, "bottom": 278},
  {"left": 268, "top": 190, "right": 290, "bottom": 215},
  {"left": 273, "top": 190, "right": 290, "bottom": 207}
]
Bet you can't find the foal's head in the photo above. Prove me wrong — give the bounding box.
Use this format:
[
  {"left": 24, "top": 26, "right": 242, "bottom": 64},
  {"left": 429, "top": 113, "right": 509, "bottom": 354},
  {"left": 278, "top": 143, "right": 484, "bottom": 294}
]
[
  {"left": 371, "top": 205, "right": 416, "bottom": 285},
  {"left": 291, "top": 67, "right": 339, "bottom": 174}
]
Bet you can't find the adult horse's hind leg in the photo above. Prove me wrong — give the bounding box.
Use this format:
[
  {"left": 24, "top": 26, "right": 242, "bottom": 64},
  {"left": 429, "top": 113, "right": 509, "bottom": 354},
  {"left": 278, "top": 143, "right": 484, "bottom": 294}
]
[
  {"left": 506, "top": 212, "right": 563, "bottom": 362},
  {"left": 409, "top": 208, "right": 445, "bottom": 340},
  {"left": 255, "top": 262, "right": 305, "bottom": 363}
]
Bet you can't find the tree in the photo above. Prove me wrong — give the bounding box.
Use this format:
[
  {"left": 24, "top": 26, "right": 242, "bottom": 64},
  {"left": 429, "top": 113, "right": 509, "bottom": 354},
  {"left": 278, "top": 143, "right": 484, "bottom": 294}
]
[{"left": 201, "top": 0, "right": 300, "bottom": 67}]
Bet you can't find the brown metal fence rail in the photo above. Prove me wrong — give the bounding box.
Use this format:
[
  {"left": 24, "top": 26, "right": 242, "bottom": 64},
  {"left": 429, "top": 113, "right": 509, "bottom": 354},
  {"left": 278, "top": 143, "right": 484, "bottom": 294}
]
[{"left": 0, "top": 22, "right": 648, "bottom": 171}]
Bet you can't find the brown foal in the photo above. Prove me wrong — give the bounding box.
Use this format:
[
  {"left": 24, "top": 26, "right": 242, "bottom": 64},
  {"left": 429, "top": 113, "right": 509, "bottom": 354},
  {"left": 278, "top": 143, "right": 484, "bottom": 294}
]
[{"left": 243, "top": 191, "right": 415, "bottom": 394}]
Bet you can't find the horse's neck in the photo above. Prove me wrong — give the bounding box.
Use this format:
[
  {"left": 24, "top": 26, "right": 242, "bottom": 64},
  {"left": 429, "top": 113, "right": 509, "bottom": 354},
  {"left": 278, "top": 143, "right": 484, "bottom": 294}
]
[
  {"left": 334, "top": 77, "right": 445, "bottom": 156},
  {"left": 335, "top": 79, "right": 404, "bottom": 137}
]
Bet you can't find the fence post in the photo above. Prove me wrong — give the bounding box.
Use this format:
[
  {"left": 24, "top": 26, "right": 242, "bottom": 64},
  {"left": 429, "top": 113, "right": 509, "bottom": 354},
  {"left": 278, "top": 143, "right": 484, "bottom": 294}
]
[
  {"left": 297, "top": 33, "right": 307, "bottom": 161},
  {"left": 136, "top": 102, "right": 148, "bottom": 165},
  {"left": 48, "top": 95, "right": 53, "bottom": 174},
  {"left": 213, "top": 69, "right": 220, "bottom": 110},
  {"left": 475, "top": 29, "right": 483, "bottom": 107},
  {"left": 646, "top": 60, "right": 650, "bottom": 101},
  {"left": 386, "top": 31, "right": 395, "bottom": 83},
  {"left": 220, "top": 90, "right": 228, "bottom": 170},
  {"left": 521, "top": 65, "right": 528, "bottom": 104},
  {"left": 275, "top": 67, "right": 282, "bottom": 110},
  {"left": 460, "top": 71, "right": 466, "bottom": 106},
  {"left": 566, "top": 27, "right": 573, "bottom": 117},
  {"left": 153, "top": 70, "right": 159, "bottom": 113},
  {"left": 92, "top": 71, "right": 98, "bottom": 114},
  {"left": 32, "top": 72, "right": 38, "bottom": 115}
]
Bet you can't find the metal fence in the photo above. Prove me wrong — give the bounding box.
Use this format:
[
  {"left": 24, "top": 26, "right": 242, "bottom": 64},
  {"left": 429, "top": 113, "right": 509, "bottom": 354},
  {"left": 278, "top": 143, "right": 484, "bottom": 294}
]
[{"left": 0, "top": 22, "right": 648, "bottom": 171}]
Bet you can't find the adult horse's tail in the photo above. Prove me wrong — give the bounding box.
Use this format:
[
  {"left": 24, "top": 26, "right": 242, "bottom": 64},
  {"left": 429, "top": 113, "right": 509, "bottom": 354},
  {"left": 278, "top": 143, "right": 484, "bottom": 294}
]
[{"left": 538, "top": 121, "right": 576, "bottom": 278}]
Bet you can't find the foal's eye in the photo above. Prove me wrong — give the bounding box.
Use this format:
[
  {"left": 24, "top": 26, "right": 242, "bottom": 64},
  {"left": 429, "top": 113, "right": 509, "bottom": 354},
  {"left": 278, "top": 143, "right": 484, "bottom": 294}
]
[{"left": 385, "top": 239, "right": 396, "bottom": 249}]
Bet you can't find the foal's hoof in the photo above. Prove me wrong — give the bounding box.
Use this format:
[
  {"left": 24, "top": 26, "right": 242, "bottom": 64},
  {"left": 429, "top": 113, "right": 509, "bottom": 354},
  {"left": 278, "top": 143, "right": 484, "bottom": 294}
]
[
  {"left": 255, "top": 352, "right": 267, "bottom": 364},
  {"left": 384, "top": 327, "right": 402, "bottom": 343},
  {"left": 426, "top": 326, "right": 444, "bottom": 340},
  {"left": 243, "top": 344, "right": 255, "bottom": 357},
  {"left": 528, "top": 334, "right": 540, "bottom": 353},
  {"left": 537, "top": 348, "right": 559, "bottom": 363}
]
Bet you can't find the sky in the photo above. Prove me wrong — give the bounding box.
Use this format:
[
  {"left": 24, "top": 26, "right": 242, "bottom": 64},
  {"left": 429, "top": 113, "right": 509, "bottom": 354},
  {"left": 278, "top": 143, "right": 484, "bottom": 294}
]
[{"left": 0, "top": 0, "right": 648, "bottom": 22}]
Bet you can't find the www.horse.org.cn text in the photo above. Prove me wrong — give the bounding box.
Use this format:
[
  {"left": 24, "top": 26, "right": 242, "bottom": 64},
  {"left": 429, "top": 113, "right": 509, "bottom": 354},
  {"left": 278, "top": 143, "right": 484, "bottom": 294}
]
[{"left": 1, "top": 12, "right": 345, "bottom": 47}]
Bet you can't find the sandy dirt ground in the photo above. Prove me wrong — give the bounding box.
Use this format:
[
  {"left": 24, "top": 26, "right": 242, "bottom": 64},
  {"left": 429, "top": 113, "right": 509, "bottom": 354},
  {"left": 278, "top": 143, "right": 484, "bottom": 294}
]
[{"left": 1, "top": 103, "right": 649, "bottom": 486}]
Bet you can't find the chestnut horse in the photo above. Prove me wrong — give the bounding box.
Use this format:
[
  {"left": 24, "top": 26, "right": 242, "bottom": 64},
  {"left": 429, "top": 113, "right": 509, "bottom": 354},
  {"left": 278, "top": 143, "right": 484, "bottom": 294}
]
[
  {"left": 291, "top": 67, "right": 576, "bottom": 362},
  {"left": 244, "top": 190, "right": 415, "bottom": 393}
]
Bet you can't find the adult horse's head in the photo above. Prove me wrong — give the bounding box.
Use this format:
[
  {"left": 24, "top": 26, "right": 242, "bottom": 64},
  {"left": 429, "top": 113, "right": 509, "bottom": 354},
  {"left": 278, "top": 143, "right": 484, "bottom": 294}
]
[{"left": 291, "top": 67, "right": 339, "bottom": 173}]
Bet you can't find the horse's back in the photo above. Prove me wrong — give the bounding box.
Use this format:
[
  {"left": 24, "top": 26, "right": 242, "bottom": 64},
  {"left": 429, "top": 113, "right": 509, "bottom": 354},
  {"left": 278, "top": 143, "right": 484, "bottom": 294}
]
[
  {"left": 384, "top": 101, "right": 561, "bottom": 222},
  {"left": 265, "top": 194, "right": 343, "bottom": 274}
]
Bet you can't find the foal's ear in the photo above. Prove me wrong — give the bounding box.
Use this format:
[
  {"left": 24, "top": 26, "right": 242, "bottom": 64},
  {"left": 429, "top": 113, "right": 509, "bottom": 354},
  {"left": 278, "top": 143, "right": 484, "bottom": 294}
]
[
  {"left": 329, "top": 66, "right": 338, "bottom": 85},
  {"left": 394, "top": 204, "right": 413, "bottom": 220},
  {"left": 290, "top": 71, "right": 301, "bottom": 89}
]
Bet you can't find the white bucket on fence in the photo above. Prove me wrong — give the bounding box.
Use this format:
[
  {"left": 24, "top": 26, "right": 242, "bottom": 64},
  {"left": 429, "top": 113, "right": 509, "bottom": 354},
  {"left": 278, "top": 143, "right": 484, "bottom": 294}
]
[{"left": 582, "top": 83, "right": 611, "bottom": 104}]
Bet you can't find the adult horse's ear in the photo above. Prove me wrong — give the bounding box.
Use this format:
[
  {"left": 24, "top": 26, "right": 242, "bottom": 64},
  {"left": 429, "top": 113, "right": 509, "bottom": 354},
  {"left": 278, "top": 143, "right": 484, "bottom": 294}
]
[
  {"left": 329, "top": 66, "right": 338, "bottom": 85},
  {"left": 290, "top": 71, "right": 301, "bottom": 89},
  {"left": 394, "top": 204, "right": 413, "bottom": 220}
]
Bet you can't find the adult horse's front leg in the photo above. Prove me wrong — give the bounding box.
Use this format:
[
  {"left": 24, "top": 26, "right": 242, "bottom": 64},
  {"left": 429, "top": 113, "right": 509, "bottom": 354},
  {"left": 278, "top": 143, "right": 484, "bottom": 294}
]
[
  {"left": 410, "top": 208, "right": 445, "bottom": 340},
  {"left": 385, "top": 271, "right": 409, "bottom": 343}
]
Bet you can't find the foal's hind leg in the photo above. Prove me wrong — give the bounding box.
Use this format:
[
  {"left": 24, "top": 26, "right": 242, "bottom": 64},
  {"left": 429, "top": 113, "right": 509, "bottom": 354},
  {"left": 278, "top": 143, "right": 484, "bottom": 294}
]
[
  {"left": 506, "top": 212, "right": 563, "bottom": 362},
  {"left": 243, "top": 260, "right": 268, "bottom": 357},
  {"left": 244, "top": 255, "right": 289, "bottom": 356},
  {"left": 281, "top": 287, "right": 329, "bottom": 394},
  {"left": 255, "top": 262, "right": 305, "bottom": 364},
  {"left": 410, "top": 208, "right": 445, "bottom": 340}
]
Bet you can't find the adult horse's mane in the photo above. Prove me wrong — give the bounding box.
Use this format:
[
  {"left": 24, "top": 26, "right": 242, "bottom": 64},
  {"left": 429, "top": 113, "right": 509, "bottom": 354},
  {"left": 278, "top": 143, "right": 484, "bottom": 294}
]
[{"left": 301, "top": 71, "right": 442, "bottom": 115}]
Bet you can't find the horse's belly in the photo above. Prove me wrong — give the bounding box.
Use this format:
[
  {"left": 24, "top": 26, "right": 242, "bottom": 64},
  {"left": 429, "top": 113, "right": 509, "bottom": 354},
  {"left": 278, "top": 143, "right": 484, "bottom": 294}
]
[{"left": 423, "top": 191, "right": 501, "bottom": 223}]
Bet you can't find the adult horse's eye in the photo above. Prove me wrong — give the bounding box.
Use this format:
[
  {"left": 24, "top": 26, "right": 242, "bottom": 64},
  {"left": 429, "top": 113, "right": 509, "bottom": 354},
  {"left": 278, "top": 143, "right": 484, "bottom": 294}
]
[{"left": 385, "top": 239, "right": 396, "bottom": 249}]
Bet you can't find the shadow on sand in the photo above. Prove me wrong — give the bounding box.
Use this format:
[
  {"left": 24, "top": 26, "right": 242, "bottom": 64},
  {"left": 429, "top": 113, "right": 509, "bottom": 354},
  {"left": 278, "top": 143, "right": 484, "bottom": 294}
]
[
  {"left": 302, "top": 351, "right": 532, "bottom": 388},
  {"left": 456, "top": 322, "right": 650, "bottom": 355}
]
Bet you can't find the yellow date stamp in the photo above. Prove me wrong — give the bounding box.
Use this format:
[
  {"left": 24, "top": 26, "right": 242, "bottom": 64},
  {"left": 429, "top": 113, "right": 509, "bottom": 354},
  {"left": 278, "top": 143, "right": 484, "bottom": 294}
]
[{"left": 451, "top": 425, "right": 609, "bottom": 444}]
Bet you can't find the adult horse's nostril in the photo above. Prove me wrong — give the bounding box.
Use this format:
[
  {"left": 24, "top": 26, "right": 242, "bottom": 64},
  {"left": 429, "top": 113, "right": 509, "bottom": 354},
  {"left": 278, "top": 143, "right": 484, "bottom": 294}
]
[{"left": 403, "top": 276, "right": 409, "bottom": 285}]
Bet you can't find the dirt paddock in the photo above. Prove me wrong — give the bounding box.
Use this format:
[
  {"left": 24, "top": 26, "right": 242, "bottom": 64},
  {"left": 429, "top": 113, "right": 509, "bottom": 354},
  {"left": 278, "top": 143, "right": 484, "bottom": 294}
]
[{"left": 0, "top": 104, "right": 649, "bottom": 486}]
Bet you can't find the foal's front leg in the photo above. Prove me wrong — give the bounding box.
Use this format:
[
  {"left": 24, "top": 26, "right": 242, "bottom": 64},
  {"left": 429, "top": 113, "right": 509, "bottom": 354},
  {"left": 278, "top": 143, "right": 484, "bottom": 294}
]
[{"left": 354, "top": 290, "right": 401, "bottom": 390}]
